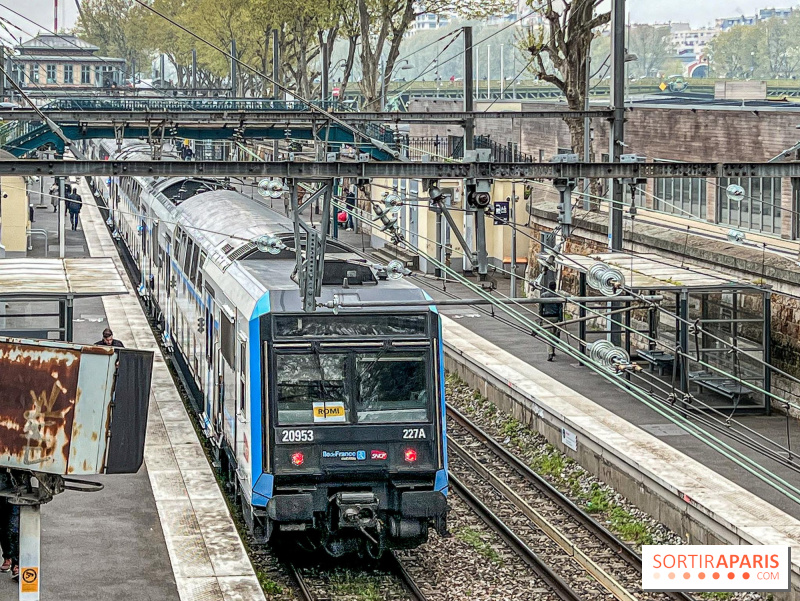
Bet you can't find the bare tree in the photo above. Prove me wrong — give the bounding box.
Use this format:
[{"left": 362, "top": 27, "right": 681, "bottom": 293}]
[
  {"left": 523, "top": 0, "right": 610, "bottom": 153},
  {"left": 627, "top": 24, "right": 672, "bottom": 79}
]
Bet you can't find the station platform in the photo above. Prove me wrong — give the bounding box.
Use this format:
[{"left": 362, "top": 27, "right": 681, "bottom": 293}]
[
  {"left": 0, "top": 184, "right": 265, "bottom": 600},
  {"left": 410, "top": 273, "right": 800, "bottom": 595}
]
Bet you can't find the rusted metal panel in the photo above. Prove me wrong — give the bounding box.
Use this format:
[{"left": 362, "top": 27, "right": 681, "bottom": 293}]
[{"left": 0, "top": 337, "right": 120, "bottom": 475}]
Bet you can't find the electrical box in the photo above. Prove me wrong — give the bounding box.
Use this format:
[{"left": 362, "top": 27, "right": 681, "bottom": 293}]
[{"left": 0, "top": 337, "right": 153, "bottom": 476}]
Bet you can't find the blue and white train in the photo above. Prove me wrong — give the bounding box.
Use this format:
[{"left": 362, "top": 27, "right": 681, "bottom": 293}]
[{"left": 87, "top": 139, "right": 448, "bottom": 556}]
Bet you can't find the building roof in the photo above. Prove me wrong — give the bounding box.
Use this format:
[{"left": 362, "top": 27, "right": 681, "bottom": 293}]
[
  {"left": 11, "top": 55, "right": 126, "bottom": 63},
  {"left": 16, "top": 34, "right": 99, "bottom": 53}
]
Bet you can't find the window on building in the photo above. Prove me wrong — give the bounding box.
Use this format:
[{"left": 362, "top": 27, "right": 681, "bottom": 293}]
[
  {"left": 63, "top": 65, "right": 73, "bottom": 84},
  {"left": 81, "top": 65, "right": 91, "bottom": 84},
  {"left": 29, "top": 64, "right": 39, "bottom": 84},
  {"left": 654, "top": 177, "right": 707, "bottom": 219},
  {"left": 717, "top": 177, "right": 782, "bottom": 234},
  {"left": 46, "top": 64, "right": 56, "bottom": 83}
]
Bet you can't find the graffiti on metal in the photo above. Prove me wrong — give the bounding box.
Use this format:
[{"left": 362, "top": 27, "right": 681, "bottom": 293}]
[{"left": 0, "top": 338, "right": 116, "bottom": 475}]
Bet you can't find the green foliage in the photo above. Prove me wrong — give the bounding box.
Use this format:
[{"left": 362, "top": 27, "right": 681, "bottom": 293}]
[
  {"left": 327, "top": 572, "right": 384, "bottom": 601},
  {"left": 710, "top": 15, "right": 800, "bottom": 79},
  {"left": 455, "top": 527, "right": 504, "bottom": 565}
]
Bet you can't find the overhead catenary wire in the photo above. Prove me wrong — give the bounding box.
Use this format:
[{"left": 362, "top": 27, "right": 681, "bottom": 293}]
[
  {"left": 128, "top": 0, "right": 384, "bottom": 150},
  {"left": 334, "top": 200, "right": 800, "bottom": 505}
]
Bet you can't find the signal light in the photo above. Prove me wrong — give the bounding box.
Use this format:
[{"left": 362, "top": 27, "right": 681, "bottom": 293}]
[
  {"left": 404, "top": 448, "right": 417, "bottom": 463},
  {"left": 291, "top": 452, "right": 304, "bottom": 466}
]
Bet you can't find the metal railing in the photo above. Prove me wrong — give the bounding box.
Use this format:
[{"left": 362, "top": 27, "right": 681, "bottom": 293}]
[{"left": 41, "top": 97, "right": 350, "bottom": 112}]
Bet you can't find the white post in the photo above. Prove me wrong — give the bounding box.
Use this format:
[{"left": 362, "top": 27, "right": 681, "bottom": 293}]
[
  {"left": 19, "top": 505, "right": 41, "bottom": 601},
  {"left": 58, "top": 178, "right": 65, "bottom": 259},
  {"left": 500, "top": 43, "right": 505, "bottom": 99},
  {"left": 487, "top": 45, "right": 491, "bottom": 100},
  {"left": 511, "top": 182, "right": 517, "bottom": 297}
]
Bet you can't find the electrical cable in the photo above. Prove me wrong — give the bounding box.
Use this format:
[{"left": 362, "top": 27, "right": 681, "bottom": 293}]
[
  {"left": 128, "top": 0, "right": 380, "bottom": 148},
  {"left": 333, "top": 200, "right": 800, "bottom": 504}
]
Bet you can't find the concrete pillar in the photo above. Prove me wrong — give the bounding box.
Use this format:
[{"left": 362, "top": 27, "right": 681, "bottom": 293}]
[
  {"left": 780, "top": 176, "right": 793, "bottom": 239},
  {"left": 705, "top": 179, "right": 717, "bottom": 224}
]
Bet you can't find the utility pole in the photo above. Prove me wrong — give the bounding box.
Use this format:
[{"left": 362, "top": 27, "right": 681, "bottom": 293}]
[
  {"left": 272, "top": 30, "right": 279, "bottom": 160},
  {"left": 159, "top": 54, "right": 165, "bottom": 86},
  {"left": 230, "top": 39, "right": 237, "bottom": 97},
  {"left": 583, "top": 50, "right": 591, "bottom": 210},
  {"left": 58, "top": 176, "right": 65, "bottom": 259},
  {"left": 191, "top": 49, "right": 197, "bottom": 93},
  {"left": 487, "top": 45, "right": 491, "bottom": 100},
  {"left": 500, "top": 43, "right": 505, "bottom": 100},
  {"left": 463, "top": 27, "right": 474, "bottom": 151},
  {"left": 609, "top": 0, "right": 626, "bottom": 347},
  {"left": 321, "top": 40, "right": 329, "bottom": 103},
  {"left": 609, "top": 0, "right": 625, "bottom": 252}
]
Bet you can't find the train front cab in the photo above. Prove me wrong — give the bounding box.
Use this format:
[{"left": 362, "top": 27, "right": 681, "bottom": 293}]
[{"left": 252, "top": 308, "right": 448, "bottom": 556}]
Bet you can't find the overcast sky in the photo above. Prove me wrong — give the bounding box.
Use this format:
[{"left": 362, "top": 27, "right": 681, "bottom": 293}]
[
  {"left": 628, "top": 0, "right": 798, "bottom": 27},
  {"left": 1, "top": 0, "right": 798, "bottom": 42}
]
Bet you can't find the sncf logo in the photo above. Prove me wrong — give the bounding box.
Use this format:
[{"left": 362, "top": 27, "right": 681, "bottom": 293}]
[{"left": 371, "top": 450, "right": 388, "bottom": 460}]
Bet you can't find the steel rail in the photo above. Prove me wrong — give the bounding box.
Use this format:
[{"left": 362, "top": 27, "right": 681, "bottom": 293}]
[
  {"left": 385, "top": 551, "right": 429, "bottom": 601},
  {"left": 448, "top": 472, "right": 584, "bottom": 601},
  {"left": 449, "top": 436, "right": 638, "bottom": 601},
  {"left": 287, "top": 562, "right": 316, "bottom": 601},
  {"left": 447, "top": 405, "right": 696, "bottom": 601}
]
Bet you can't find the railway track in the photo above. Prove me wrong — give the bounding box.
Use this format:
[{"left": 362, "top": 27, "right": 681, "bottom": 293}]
[
  {"left": 447, "top": 404, "right": 696, "bottom": 601},
  {"left": 288, "top": 551, "right": 428, "bottom": 601}
]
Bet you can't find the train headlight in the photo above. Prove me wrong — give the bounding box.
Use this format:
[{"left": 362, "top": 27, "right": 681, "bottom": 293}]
[
  {"left": 404, "top": 448, "right": 417, "bottom": 463},
  {"left": 291, "top": 452, "right": 305, "bottom": 466}
]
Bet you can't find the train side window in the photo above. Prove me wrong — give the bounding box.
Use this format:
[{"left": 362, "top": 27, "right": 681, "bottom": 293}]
[
  {"left": 220, "top": 316, "right": 235, "bottom": 368},
  {"left": 239, "top": 340, "right": 247, "bottom": 416},
  {"left": 189, "top": 244, "right": 200, "bottom": 286},
  {"left": 173, "top": 227, "right": 183, "bottom": 262},
  {"left": 152, "top": 221, "right": 161, "bottom": 267},
  {"left": 196, "top": 251, "right": 207, "bottom": 289},
  {"left": 183, "top": 238, "right": 194, "bottom": 274}
]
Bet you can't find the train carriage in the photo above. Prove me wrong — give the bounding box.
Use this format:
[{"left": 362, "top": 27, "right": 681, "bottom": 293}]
[{"left": 88, "top": 139, "right": 448, "bottom": 556}]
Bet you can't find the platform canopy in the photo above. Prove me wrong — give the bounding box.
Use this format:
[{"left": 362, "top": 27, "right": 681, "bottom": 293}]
[
  {"left": 561, "top": 252, "right": 761, "bottom": 290},
  {"left": 0, "top": 258, "right": 128, "bottom": 297}
]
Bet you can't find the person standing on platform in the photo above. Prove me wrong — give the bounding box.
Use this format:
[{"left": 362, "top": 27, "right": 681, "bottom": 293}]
[
  {"left": 0, "top": 472, "right": 19, "bottom": 582},
  {"left": 345, "top": 188, "right": 356, "bottom": 231},
  {"left": 67, "top": 186, "right": 82, "bottom": 231},
  {"left": 96, "top": 328, "right": 124, "bottom": 348},
  {"left": 49, "top": 181, "right": 59, "bottom": 212},
  {"left": 539, "top": 280, "right": 563, "bottom": 362}
]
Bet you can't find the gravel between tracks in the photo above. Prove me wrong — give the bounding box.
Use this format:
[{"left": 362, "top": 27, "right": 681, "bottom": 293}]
[
  {"left": 397, "top": 493, "right": 562, "bottom": 601},
  {"left": 445, "top": 373, "right": 766, "bottom": 601}
]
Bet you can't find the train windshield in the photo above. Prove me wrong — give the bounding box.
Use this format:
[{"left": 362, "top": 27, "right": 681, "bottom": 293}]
[
  {"left": 356, "top": 353, "right": 427, "bottom": 423},
  {"left": 275, "top": 350, "right": 430, "bottom": 426}
]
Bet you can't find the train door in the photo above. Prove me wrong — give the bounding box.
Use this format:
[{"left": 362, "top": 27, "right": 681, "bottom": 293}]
[
  {"left": 220, "top": 311, "right": 237, "bottom": 447},
  {"left": 204, "top": 289, "right": 216, "bottom": 422}
]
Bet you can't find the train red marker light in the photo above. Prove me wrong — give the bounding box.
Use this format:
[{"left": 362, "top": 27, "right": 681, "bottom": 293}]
[
  {"left": 404, "top": 448, "right": 417, "bottom": 463},
  {"left": 291, "top": 452, "right": 304, "bottom": 466}
]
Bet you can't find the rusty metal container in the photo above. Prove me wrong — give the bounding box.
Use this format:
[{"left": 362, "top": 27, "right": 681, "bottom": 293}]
[{"left": 0, "top": 336, "right": 152, "bottom": 475}]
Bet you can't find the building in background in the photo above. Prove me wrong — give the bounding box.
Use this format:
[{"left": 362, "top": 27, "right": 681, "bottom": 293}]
[
  {"left": 716, "top": 7, "right": 794, "bottom": 31},
  {"left": 9, "top": 34, "right": 126, "bottom": 90},
  {"left": 668, "top": 23, "right": 716, "bottom": 60}
]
